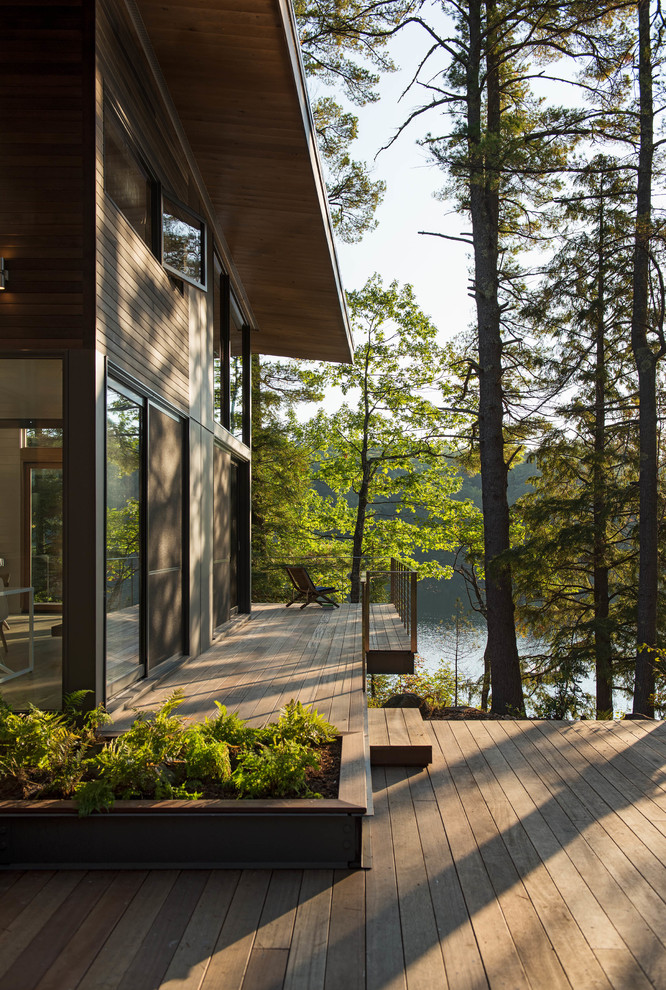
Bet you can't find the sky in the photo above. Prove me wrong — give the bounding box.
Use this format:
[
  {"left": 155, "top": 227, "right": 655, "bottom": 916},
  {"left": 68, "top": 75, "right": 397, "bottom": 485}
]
[{"left": 329, "top": 22, "right": 477, "bottom": 343}]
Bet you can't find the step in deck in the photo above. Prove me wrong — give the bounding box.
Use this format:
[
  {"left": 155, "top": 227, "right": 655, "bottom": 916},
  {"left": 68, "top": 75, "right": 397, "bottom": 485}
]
[{"left": 368, "top": 707, "right": 433, "bottom": 766}]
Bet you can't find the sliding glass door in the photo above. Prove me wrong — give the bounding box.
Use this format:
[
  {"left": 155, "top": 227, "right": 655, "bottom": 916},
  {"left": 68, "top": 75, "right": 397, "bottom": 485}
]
[
  {"left": 105, "top": 382, "right": 185, "bottom": 699},
  {"left": 105, "top": 386, "right": 144, "bottom": 696}
]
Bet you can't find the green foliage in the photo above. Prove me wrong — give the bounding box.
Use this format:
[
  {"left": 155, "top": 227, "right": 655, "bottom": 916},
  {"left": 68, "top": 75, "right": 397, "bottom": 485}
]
[
  {"left": 260, "top": 700, "right": 337, "bottom": 746},
  {"left": 368, "top": 655, "right": 459, "bottom": 710},
  {"left": 201, "top": 702, "right": 258, "bottom": 747},
  {"left": 300, "top": 275, "right": 481, "bottom": 598},
  {"left": 312, "top": 97, "right": 385, "bottom": 242},
  {"left": 181, "top": 731, "right": 232, "bottom": 785},
  {"left": 232, "top": 740, "right": 320, "bottom": 798},
  {"left": 0, "top": 702, "right": 88, "bottom": 798},
  {"left": 0, "top": 694, "right": 337, "bottom": 812},
  {"left": 251, "top": 356, "right": 336, "bottom": 600},
  {"left": 73, "top": 778, "right": 116, "bottom": 816},
  {"left": 293, "top": 0, "right": 416, "bottom": 240}
]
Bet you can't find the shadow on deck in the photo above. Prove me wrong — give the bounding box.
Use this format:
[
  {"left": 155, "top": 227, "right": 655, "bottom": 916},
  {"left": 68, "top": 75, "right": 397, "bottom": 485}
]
[{"left": 3, "top": 719, "right": 666, "bottom": 987}]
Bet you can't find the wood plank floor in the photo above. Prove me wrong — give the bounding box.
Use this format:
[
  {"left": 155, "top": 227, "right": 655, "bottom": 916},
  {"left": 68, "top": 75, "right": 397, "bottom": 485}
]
[
  {"left": 367, "top": 603, "right": 411, "bottom": 653},
  {"left": 109, "top": 603, "right": 366, "bottom": 735},
  {"left": 4, "top": 719, "right": 666, "bottom": 987}
]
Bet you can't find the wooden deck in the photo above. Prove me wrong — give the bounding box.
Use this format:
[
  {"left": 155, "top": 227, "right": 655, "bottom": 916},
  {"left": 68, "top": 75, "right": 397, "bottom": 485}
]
[
  {"left": 367, "top": 602, "right": 412, "bottom": 654},
  {"left": 110, "top": 603, "right": 366, "bottom": 734},
  {"left": 365, "top": 601, "right": 414, "bottom": 675},
  {"left": 4, "top": 718, "right": 666, "bottom": 987},
  {"left": 368, "top": 707, "right": 432, "bottom": 766}
]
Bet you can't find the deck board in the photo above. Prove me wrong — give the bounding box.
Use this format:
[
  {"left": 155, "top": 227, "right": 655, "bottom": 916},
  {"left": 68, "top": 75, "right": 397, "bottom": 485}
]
[
  {"left": 8, "top": 718, "right": 666, "bottom": 987},
  {"left": 367, "top": 604, "right": 411, "bottom": 653},
  {"left": 110, "top": 605, "right": 365, "bottom": 736}
]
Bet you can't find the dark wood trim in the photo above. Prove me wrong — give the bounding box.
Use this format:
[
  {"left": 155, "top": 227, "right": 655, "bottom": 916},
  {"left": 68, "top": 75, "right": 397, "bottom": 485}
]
[
  {"left": 63, "top": 349, "right": 105, "bottom": 704},
  {"left": 221, "top": 273, "right": 231, "bottom": 431},
  {"left": 242, "top": 324, "right": 252, "bottom": 449},
  {"left": 369, "top": 745, "right": 432, "bottom": 767},
  {"left": 237, "top": 458, "right": 251, "bottom": 614},
  {"left": 366, "top": 651, "right": 415, "bottom": 675}
]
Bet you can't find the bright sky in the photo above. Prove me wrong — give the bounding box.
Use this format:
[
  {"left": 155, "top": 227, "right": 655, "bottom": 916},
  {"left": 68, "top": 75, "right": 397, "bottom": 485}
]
[{"left": 331, "top": 21, "right": 477, "bottom": 342}]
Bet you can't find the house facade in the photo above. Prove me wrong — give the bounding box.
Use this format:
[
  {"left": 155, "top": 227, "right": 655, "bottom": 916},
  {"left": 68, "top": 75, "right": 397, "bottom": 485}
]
[{"left": 0, "top": 0, "right": 352, "bottom": 710}]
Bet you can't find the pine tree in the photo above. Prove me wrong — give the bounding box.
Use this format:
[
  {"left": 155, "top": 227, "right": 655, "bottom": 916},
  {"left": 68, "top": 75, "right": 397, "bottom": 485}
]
[{"left": 514, "top": 158, "right": 639, "bottom": 717}]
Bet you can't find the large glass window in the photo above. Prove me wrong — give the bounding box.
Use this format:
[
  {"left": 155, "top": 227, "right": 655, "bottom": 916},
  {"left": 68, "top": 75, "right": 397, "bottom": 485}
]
[
  {"left": 105, "top": 384, "right": 185, "bottom": 698},
  {"left": 229, "top": 349, "right": 244, "bottom": 441},
  {"left": 162, "top": 196, "right": 206, "bottom": 288},
  {"left": 212, "top": 259, "right": 249, "bottom": 443},
  {"left": 0, "top": 359, "right": 64, "bottom": 709},
  {"left": 106, "top": 386, "right": 143, "bottom": 696},
  {"left": 213, "top": 255, "right": 224, "bottom": 424},
  {"left": 103, "top": 101, "right": 155, "bottom": 250}
]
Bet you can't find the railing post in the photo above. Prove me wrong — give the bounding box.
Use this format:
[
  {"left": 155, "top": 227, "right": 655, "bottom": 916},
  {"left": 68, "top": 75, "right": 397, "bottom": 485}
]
[
  {"left": 362, "top": 575, "right": 369, "bottom": 653},
  {"left": 411, "top": 571, "right": 417, "bottom": 652},
  {"left": 361, "top": 575, "right": 370, "bottom": 693}
]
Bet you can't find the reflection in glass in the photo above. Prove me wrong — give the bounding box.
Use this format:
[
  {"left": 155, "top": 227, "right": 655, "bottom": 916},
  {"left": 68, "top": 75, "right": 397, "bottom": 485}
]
[
  {"left": 106, "top": 388, "right": 143, "bottom": 696},
  {"left": 0, "top": 358, "right": 63, "bottom": 709},
  {"left": 162, "top": 198, "right": 205, "bottom": 286},
  {"left": 230, "top": 354, "right": 243, "bottom": 440},
  {"left": 213, "top": 263, "right": 222, "bottom": 422},
  {"left": 25, "top": 427, "right": 62, "bottom": 448},
  {"left": 104, "top": 104, "right": 153, "bottom": 248},
  {"left": 30, "top": 467, "right": 63, "bottom": 604}
]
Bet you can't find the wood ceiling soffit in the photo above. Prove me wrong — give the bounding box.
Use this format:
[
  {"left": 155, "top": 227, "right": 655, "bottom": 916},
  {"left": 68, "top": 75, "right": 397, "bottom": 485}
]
[{"left": 134, "top": 0, "right": 352, "bottom": 363}]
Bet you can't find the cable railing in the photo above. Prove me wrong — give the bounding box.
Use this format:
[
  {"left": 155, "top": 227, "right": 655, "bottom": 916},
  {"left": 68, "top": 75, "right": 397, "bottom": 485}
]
[
  {"left": 361, "top": 559, "right": 418, "bottom": 683},
  {"left": 251, "top": 555, "right": 396, "bottom": 604},
  {"left": 389, "top": 557, "right": 418, "bottom": 653}
]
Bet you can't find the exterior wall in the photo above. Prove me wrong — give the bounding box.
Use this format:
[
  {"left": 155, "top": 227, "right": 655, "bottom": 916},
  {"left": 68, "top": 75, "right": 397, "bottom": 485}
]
[
  {"left": 95, "top": 0, "right": 251, "bottom": 699},
  {"left": 0, "top": 0, "right": 253, "bottom": 707},
  {"left": 95, "top": 0, "right": 190, "bottom": 409},
  {"left": 0, "top": 2, "right": 95, "bottom": 349}
]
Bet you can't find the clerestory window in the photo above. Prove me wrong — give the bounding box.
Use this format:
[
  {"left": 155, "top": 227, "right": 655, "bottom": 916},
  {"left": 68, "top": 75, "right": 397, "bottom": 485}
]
[{"left": 103, "top": 99, "right": 156, "bottom": 251}]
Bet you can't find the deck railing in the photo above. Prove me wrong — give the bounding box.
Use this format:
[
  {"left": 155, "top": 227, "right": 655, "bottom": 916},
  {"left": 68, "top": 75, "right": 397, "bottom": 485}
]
[
  {"left": 252, "top": 555, "right": 397, "bottom": 604},
  {"left": 389, "top": 558, "right": 418, "bottom": 653},
  {"left": 361, "top": 561, "right": 418, "bottom": 657}
]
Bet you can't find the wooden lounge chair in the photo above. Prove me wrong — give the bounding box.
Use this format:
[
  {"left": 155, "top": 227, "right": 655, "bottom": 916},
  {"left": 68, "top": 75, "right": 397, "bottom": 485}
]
[{"left": 284, "top": 566, "right": 340, "bottom": 609}]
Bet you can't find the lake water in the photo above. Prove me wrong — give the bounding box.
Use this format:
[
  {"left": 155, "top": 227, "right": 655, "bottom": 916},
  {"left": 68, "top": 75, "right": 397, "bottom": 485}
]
[{"left": 416, "top": 604, "right": 630, "bottom": 716}]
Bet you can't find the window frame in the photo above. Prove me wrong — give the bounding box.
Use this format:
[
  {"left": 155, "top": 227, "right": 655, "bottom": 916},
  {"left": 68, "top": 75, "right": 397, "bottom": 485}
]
[
  {"left": 161, "top": 193, "right": 207, "bottom": 290},
  {"left": 102, "top": 95, "right": 160, "bottom": 256}
]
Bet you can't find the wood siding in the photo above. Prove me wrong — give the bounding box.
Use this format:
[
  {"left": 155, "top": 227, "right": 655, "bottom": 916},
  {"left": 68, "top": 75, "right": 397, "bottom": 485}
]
[
  {"left": 95, "top": 0, "right": 192, "bottom": 408},
  {"left": 0, "top": 2, "right": 94, "bottom": 350}
]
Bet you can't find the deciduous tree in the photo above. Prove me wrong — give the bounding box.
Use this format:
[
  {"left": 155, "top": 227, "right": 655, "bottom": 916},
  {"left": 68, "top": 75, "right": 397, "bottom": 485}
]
[{"left": 301, "top": 275, "right": 479, "bottom": 601}]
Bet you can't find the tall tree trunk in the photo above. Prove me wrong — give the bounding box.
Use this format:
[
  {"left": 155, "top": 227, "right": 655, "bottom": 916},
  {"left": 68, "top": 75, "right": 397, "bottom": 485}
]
[
  {"left": 349, "top": 470, "right": 370, "bottom": 602},
  {"left": 632, "top": 0, "right": 659, "bottom": 717},
  {"left": 593, "top": 192, "right": 612, "bottom": 717},
  {"left": 468, "top": 0, "right": 524, "bottom": 715},
  {"left": 350, "top": 340, "right": 373, "bottom": 603}
]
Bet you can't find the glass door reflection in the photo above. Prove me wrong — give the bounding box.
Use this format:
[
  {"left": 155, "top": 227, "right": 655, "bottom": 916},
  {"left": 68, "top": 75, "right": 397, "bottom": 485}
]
[
  {"left": 28, "top": 466, "right": 63, "bottom": 607},
  {"left": 106, "top": 386, "right": 144, "bottom": 696}
]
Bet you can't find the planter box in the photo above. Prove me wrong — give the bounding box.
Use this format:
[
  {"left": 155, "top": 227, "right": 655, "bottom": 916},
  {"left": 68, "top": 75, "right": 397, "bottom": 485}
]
[{"left": 0, "top": 733, "right": 368, "bottom": 870}]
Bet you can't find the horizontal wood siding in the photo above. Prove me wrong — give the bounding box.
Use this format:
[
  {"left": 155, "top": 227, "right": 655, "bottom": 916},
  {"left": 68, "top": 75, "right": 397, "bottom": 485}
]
[
  {"left": 95, "top": 0, "right": 194, "bottom": 408},
  {"left": 0, "top": 2, "right": 92, "bottom": 349}
]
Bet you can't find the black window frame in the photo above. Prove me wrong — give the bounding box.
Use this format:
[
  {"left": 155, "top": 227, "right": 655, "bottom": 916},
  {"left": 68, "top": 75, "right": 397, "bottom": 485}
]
[
  {"left": 102, "top": 95, "right": 160, "bottom": 257},
  {"left": 161, "top": 193, "right": 207, "bottom": 290},
  {"left": 214, "top": 265, "right": 251, "bottom": 446}
]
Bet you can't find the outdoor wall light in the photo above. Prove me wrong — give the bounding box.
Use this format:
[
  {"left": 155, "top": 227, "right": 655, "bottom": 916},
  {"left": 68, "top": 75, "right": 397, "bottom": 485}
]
[{"left": 0, "top": 258, "right": 7, "bottom": 290}]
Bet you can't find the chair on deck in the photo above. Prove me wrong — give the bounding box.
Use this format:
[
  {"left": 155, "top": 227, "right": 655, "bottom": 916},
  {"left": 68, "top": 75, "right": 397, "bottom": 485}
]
[{"left": 284, "top": 566, "right": 340, "bottom": 609}]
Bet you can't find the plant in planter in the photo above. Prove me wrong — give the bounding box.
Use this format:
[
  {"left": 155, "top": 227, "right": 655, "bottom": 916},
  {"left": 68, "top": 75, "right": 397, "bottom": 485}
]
[
  {"left": 0, "top": 691, "right": 110, "bottom": 800},
  {"left": 0, "top": 692, "right": 339, "bottom": 814}
]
